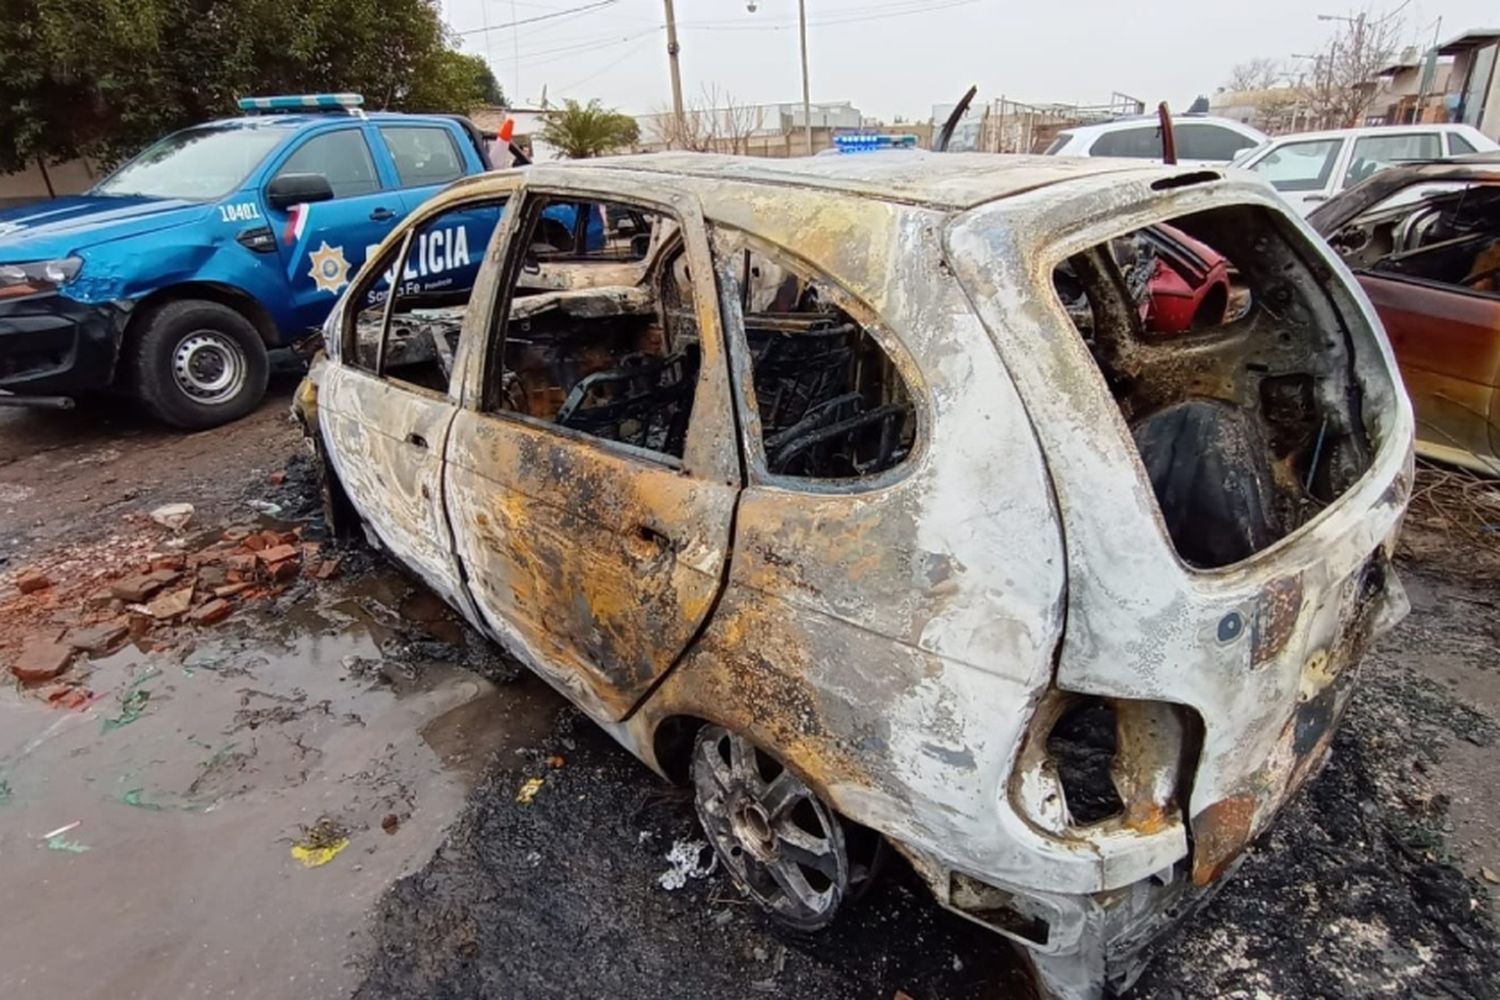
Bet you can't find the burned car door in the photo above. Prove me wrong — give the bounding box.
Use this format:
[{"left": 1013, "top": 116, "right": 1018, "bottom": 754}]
[
  {"left": 1359, "top": 275, "right": 1500, "bottom": 470},
  {"left": 319, "top": 193, "right": 513, "bottom": 610},
  {"left": 1318, "top": 180, "right": 1500, "bottom": 471},
  {"left": 444, "top": 188, "right": 740, "bottom": 720}
]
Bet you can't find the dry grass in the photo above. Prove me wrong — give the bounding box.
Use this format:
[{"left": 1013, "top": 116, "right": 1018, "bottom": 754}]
[{"left": 1399, "top": 459, "right": 1500, "bottom": 578}]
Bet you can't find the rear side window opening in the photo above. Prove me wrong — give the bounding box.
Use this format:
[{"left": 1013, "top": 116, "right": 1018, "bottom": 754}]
[{"left": 1051, "top": 204, "right": 1375, "bottom": 569}]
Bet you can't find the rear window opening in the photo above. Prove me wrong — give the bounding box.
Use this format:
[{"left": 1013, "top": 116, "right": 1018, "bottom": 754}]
[{"left": 1052, "top": 204, "right": 1374, "bottom": 569}]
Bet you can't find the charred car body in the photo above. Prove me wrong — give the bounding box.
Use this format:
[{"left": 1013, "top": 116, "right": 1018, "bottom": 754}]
[
  {"left": 1310, "top": 153, "right": 1500, "bottom": 474},
  {"left": 296, "top": 152, "right": 1412, "bottom": 998}
]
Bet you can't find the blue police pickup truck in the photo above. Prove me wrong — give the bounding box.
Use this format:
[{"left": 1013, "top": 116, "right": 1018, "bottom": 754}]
[{"left": 0, "top": 93, "right": 505, "bottom": 428}]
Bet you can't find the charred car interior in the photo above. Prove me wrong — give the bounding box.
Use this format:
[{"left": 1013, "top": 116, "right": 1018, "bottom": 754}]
[{"left": 1053, "top": 205, "right": 1374, "bottom": 568}]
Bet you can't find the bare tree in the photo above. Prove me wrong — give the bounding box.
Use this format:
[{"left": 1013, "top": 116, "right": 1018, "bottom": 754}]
[
  {"left": 646, "top": 85, "right": 765, "bottom": 153},
  {"left": 1306, "top": 9, "right": 1404, "bottom": 128},
  {"left": 1225, "top": 57, "right": 1286, "bottom": 92}
]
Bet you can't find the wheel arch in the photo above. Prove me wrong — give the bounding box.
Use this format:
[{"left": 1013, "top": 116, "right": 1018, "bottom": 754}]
[
  {"left": 125, "top": 281, "right": 282, "bottom": 350},
  {"left": 650, "top": 713, "right": 713, "bottom": 785}
]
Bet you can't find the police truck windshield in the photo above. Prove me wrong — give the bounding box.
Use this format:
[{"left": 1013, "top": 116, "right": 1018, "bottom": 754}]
[{"left": 95, "top": 125, "right": 288, "bottom": 200}]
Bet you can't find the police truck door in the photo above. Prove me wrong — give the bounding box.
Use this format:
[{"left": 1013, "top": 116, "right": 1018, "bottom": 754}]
[{"left": 263, "top": 125, "right": 405, "bottom": 332}]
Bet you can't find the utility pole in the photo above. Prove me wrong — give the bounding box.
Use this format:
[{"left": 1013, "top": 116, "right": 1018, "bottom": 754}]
[
  {"left": 798, "top": 0, "right": 813, "bottom": 154},
  {"left": 663, "top": 0, "right": 686, "bottom": 145}
]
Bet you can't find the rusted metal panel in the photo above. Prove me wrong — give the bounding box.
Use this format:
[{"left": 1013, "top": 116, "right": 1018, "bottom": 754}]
[
  {"left": 303, "top": 154, "right": 1416, "bottom": 1000},
  {"left": 1359, "top": 272, "right": 1500, "bottom": 472}
]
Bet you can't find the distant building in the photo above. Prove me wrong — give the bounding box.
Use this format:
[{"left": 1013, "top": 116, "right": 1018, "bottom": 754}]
[
  {"left": 633, "top": 101, "right": 864, "bottom": 157},
  {"left": 1437, "top": 28, "right": 1500, "bottom": 137}
]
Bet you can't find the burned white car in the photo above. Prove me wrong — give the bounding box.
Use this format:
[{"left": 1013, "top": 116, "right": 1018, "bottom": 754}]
[{"left": 295, "top": 153, "right": 1413, "bottom": 998}]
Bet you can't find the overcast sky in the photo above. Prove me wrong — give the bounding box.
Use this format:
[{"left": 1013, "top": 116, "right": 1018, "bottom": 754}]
[{"left": 441, "top": 0, "right": 1497, "bottom": 120}]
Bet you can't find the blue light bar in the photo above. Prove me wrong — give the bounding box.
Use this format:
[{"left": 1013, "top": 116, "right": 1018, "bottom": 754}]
[
  {"left": 237, "top": 93, "right": 364, "bottom": 112},
  {"left": 832, "top": 132, "right": 919, "bottom": 153}
]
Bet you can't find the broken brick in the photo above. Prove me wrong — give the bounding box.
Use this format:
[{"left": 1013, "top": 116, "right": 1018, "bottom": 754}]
[
  {"left": 189, "top": 598, "right": 234, "bottom": 625},
  {"left": 213, "top": 582, "right": 253, "bottom": 599},
  {"left": 149, "top": 554, "right": 188, "bottom": 572},
  {"left": 63, "top": 621, "right": 129, "bottom": 655},
  {"left": 243, "top": 533, "right": 269, "bottom": 552},
  {"left": 313, "top": 557, "right": 342, "bottom": 581},
  {"left": 145, "top": 585, "right": 194, "bottom": 620},
  {"left": 197, "top": 565, "right": 228, "bottom": 587},
  {"left": 16, "top": 569, "right": 51, "bottom": 594},
  {"left": 269, "top": 470, "right": 288, "bottom": 485},
  {"left": 11, "top": 640, "right": 75, "bottom": 683},
  {"left": 267, "top": 559, "right": 300, "bottom": 582},
  {"left": 111, "top": 569, "right": 182, "bottom": 602},
  {"left": 225, "top": 554, "right": 258, "bottom": 574},
  {"left": 258, "top": 544, "right": 299, "bottom": 566},
  {"left": 222, "top": 526, "right": 252, "bottom": 543}
]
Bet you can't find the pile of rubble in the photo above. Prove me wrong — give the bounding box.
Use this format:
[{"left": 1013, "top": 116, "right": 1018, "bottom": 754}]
[{"left": 2, "top": 506, "right": 341, "bottom": 709}]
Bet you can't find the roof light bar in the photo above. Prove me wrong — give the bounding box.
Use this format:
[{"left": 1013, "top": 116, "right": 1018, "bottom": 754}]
[
  {"left": 833, "top": 133, "right": 919, "bottom": 153},
  {"left": 237, "top": 93, "right": 365, "bottom": 113}
]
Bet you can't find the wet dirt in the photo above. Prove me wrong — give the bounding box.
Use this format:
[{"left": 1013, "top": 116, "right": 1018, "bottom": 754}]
[
  {"left": 4, "top": 388, "right": 1500, "bottom": 1000},
  {"left": 0, "top": 371, "right": 306, "bottom": 563}
]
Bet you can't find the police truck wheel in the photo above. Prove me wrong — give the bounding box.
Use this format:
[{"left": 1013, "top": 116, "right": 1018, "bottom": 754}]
[{"left": 132, "top": 300, "right": 269, "bottom": 429}]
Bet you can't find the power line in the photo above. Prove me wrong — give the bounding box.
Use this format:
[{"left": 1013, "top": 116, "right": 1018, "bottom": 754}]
[{"left": 455, "top": 0, "right": 619, "bottom": 36}]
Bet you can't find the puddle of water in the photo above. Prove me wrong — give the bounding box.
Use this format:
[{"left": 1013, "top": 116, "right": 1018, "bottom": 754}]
[{"left": 0, "top": 562, "right": 560, "bottom": 1000}]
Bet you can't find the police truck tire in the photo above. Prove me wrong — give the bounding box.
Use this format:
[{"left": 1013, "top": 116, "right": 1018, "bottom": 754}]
[{"left": 132, "top": 300, "right": 270, "bottom": 430}]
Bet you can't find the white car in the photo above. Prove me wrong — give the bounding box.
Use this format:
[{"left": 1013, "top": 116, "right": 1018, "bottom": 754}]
[
  {"left": 297, "top": 152, "right": 1412, "bottom": 1000},
  {"left": 1044, "top": 116, "right": 1268, "bottom": 165},
  {"left": 1234, "top": 124, "right": 1499, "bottom": 214}
]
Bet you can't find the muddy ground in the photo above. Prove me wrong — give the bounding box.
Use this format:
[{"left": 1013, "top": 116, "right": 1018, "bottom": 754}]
[{"left": 1, "top": 382, "right": 1498, "bottom": 1000}]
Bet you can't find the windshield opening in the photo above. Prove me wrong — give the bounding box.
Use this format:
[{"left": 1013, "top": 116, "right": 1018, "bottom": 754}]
[{"left": 94, "top": 126, "right": 288, "bottom": 201}]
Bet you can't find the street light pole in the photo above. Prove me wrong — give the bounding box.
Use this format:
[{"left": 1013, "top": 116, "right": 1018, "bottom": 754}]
[
  {"left": 663, "top": 0, "right": 686, "bottom": 144},
  {"left": 798, "top": 0, "right": 813, "bottom": 154},
  {"left": 749, "top": 2, "right": 814, "bottom": 155}
]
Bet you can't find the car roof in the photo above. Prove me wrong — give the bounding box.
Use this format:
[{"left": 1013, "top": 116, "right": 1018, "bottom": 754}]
[
  {"left": 1256, "top": 123, "right": 1474, "bottom": 145},
  {"left": 1061, "top": 115, "right": 1262, "bottom": 137},
  {"left": 510, "top": 151, "right": 1220, "bottom": 212},
  {"left": 199, "top": 112, "right": 458, "bottom": 131}
]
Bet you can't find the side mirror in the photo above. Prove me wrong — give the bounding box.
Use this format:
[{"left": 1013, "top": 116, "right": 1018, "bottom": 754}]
[{"left": 267, "top": 173, "right": 334, "bottom": 211}]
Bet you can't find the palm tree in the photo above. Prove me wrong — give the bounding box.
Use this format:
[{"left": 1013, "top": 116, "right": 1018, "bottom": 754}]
[{"left": 539, "top": 99, "right": 641, "bottom": 159}]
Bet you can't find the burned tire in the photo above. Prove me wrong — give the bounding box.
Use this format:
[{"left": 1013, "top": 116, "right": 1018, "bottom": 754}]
[
  {"left": 691, "top": 725, "right": 850, "bottom": 932},
  {"left": 131, "top": 300, "right": 269, "bottom": 429}
]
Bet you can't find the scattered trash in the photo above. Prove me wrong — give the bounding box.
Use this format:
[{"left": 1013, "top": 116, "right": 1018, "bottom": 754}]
[
  {"left": 149, "top": 503, "right": 195, "bottom": 531},
  {"left": 291, "top": 837, "right": 349, "bottom": 868},
  {"left": 102, "top": 667, "right": 159, "bottom": 732},
  {"left": 657, "top": 838, "right": 717, "bottom": 890},
  {"left": 545, "top": 755, "right": 566, "bottom": 769},
  {"left": 1483, "top": 867, "right": 1499, "bottom": 885},
  {"left": 246, "top": 499, "right": 283, "bottom": 516},
  {"left": 381, "top": 813, "right": 400, "bottom": 834},
  {"left": 291, "top": 817, "right": 351, "bottom": 867},
  {"left": 42, "top": 820, "right": 89, "bottom": 853},
  {"left": 120, "top": 788, "right": 166, "bottom": 811},
  {"left": 516, "top": 777, "right": 544, "bottom": 805}
]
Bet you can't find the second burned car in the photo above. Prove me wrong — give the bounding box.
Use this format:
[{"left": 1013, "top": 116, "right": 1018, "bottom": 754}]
[{"left": 296, "top": 152, "right": 1413, "bottom": 998}]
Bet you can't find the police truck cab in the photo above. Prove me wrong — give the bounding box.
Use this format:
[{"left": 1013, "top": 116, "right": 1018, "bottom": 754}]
[{"left": 0, "top": 93, "right": 497, "bottom": 428}]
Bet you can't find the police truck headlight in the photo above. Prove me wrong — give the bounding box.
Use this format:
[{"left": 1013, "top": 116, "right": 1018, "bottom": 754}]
[{"left": 0, "top": 257, "right": 83, "bottom": 299}]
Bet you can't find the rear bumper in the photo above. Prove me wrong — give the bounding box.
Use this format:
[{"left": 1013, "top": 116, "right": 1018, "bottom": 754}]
[{"left": 0, "top": 290, "right": 129, "bottom": 396}]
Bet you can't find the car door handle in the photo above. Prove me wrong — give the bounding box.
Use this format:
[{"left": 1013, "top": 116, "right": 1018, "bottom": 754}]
[
  {"left": 405, "top": 431, "right": 429, "bottom": 449},
  {"left": 370, "top": 207, "right": 396, "bottom": 222}
]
